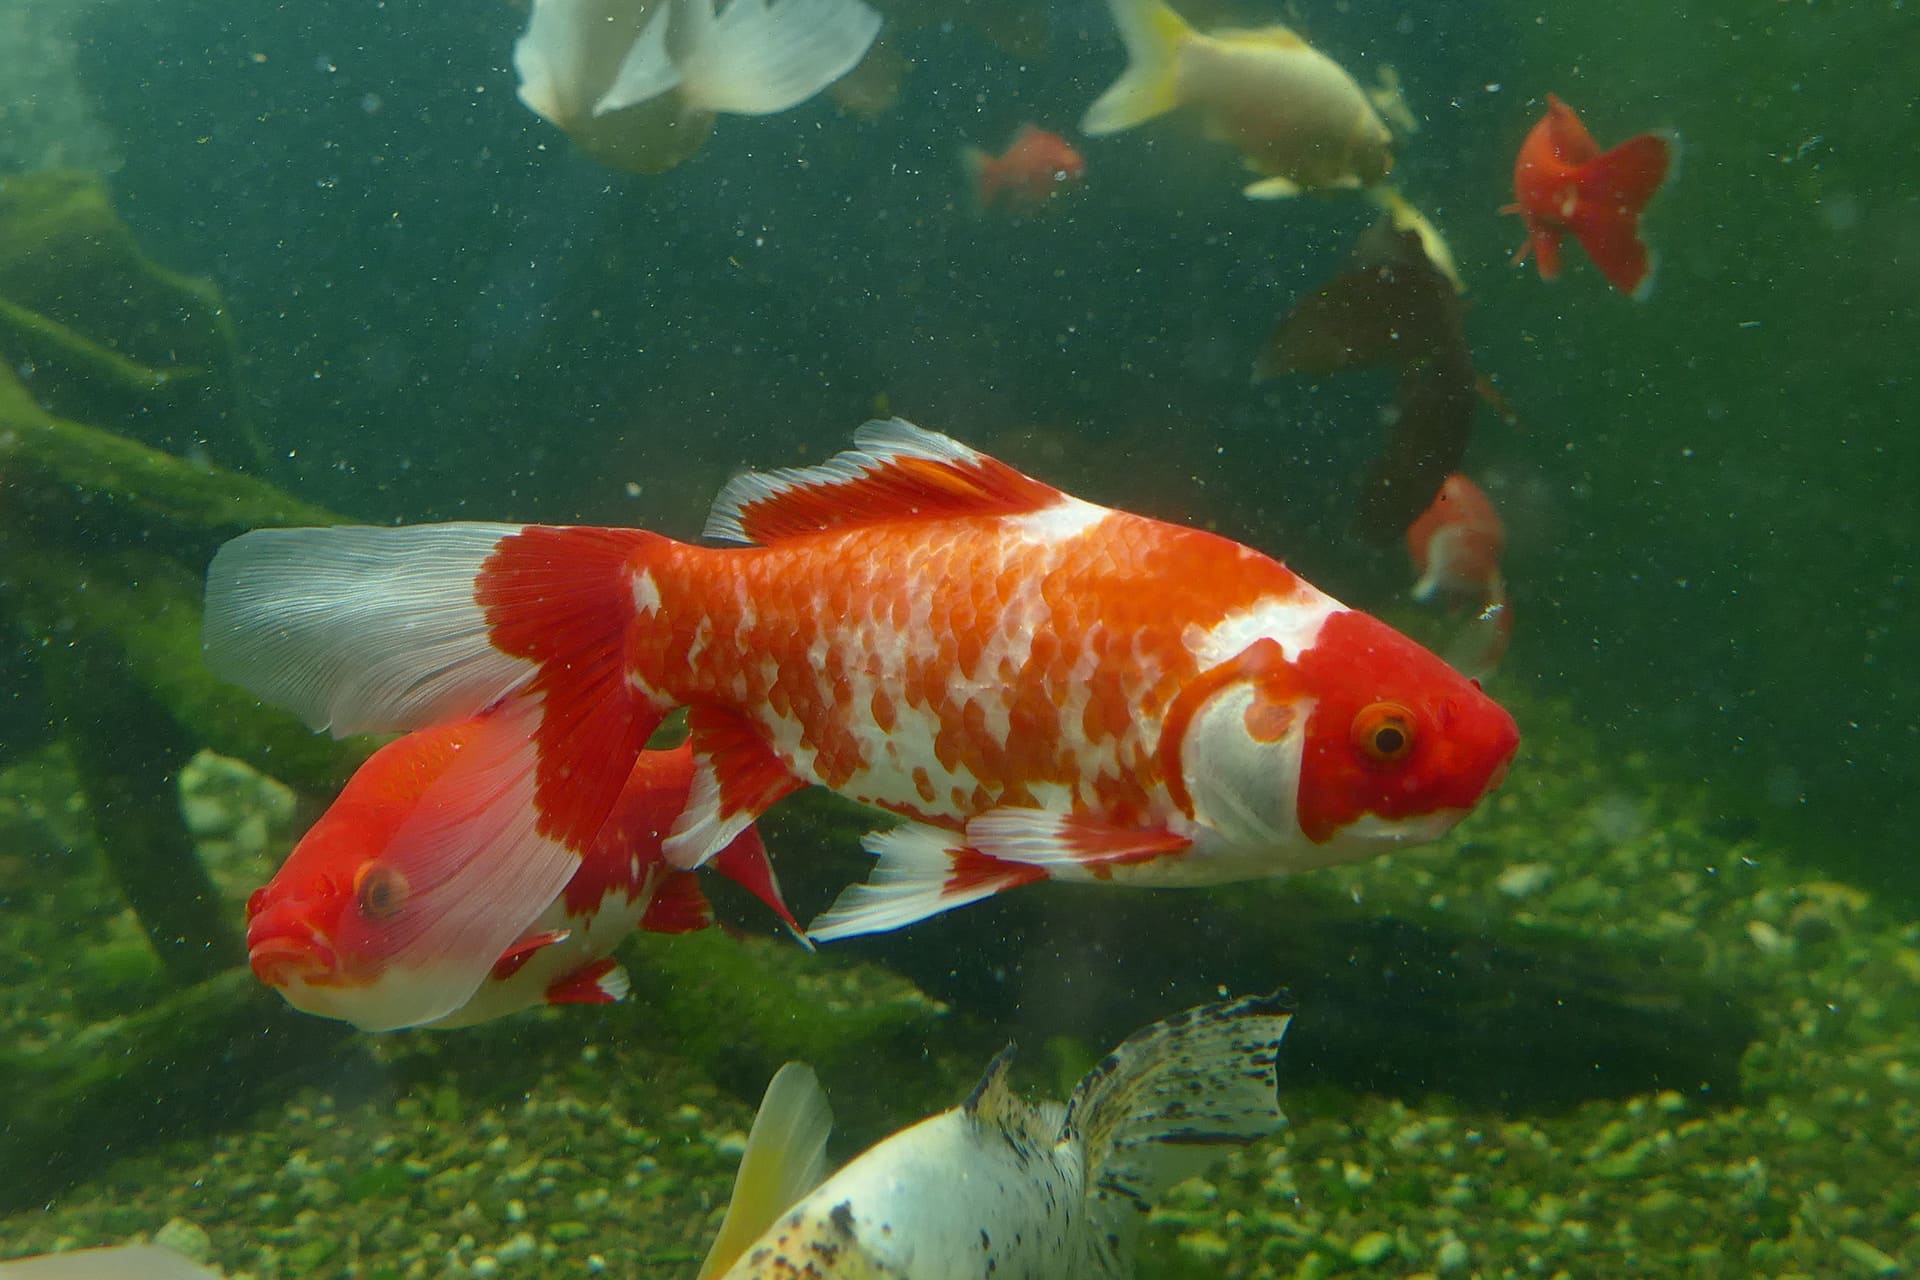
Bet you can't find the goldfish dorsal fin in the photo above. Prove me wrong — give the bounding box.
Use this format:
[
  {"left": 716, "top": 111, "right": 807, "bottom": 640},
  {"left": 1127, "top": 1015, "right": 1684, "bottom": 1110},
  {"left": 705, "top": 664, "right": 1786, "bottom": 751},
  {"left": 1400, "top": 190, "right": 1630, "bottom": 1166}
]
[
  {"left": 703, "top": 418, "right": 1066, "bottom": 546},
  {"left": 963, "top": 1045, "right": 1025, "bottom": 1127},
  {"left": 1066, "top": 993, "right": 1294, "bottom": 1253},
  {"left": 698, "top": 1063, "right": 835, "bottom": 1280}
]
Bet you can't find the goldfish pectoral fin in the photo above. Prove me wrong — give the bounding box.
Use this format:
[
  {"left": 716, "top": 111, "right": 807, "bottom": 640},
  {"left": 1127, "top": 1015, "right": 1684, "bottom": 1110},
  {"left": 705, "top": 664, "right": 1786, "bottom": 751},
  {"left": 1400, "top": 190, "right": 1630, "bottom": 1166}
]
[
  {"left": 639, "top": 870, "right": 716, "bottom": 935},
  {"left": 675, "top": 0, "right": 883, "bottom": 116},
  {"left": 1081, "top": 0, "right": 1191, "bottom": 135},
  {"left": 698, "top": 1063, "right": 835, "bottom": 1280},
  {"left": 1242, "top": 176, "right": 1302, "bottom": 199},
  {"left": 664, "top": 706, "right": 806, "bottom": 871},
  {"left": 591, "top": 2, "right": 682, "bottom": 116},
  {"left": 1370, "top": 68, "right": 1420, "bottom": 135},
  {"left": 710, "top": 823, "right": 808, "bottom": 942},
  {"left": 965, "top": 808, "right": 1193, "bottom": 876},
  {"left": 806, "top": 824, "right": 1047, "bottom": 943},
  {"left": 544, "top": 957, "right": 630, "bottom": 1006},
  {"left": 1072, "top": 993, "right": 1294, "bottom": 1250}
]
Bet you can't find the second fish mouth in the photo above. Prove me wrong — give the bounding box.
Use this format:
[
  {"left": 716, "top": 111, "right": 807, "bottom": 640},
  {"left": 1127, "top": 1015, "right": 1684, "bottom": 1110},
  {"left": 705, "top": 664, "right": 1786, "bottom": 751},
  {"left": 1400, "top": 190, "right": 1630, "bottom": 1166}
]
[{"left": 245, "top": 911, "right": 338, "bottom": 987}]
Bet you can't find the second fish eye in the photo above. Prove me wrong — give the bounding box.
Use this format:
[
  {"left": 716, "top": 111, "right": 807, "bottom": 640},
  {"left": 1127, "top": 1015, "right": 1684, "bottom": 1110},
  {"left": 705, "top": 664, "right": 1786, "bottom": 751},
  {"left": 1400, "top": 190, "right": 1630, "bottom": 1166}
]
[{"left": 354, "top": 863, "right": 409, "bottom": 920}]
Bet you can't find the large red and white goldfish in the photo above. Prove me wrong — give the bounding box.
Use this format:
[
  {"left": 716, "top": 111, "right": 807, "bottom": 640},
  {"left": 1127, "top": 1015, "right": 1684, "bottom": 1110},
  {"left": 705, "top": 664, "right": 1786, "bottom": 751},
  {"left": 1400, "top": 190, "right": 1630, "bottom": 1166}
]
[
  {"left": 1505, "top": 94, "right": 1671, "bottom": 297},
  {"left": 1406, "top": 473, "right": 1512, "bottom": 678},
  {"left": 245, "top": 715, "right": 794, "bottom": 1030},
  {"left": 205, "top": 419, "right": 1519, "bottom": 1028}
]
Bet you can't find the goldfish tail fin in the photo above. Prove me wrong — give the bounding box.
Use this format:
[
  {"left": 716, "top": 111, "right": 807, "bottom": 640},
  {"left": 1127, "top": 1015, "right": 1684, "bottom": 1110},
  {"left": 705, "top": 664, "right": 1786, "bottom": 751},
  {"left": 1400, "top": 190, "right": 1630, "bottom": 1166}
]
[
  {"left": 961, "top": 143, "right": 994, "bottom": 212},
  {"left": 1571, "top": 131, "right": 1670, "bottom": 296},
  {"left": 587, "top": 2, "right": 682, "bottom": 117},
  {"left": 675, "top": 0, "right": 883, "bottom": 116},
  {"left": 1068, "top": 993, "right": 1294, "bottom": 1254},
  {"left": 698, "top": 1063, "right": 835, "bottom": 1280},
  {"left": 1081, "top": 0, "right": 1192, "bottom": 136}
]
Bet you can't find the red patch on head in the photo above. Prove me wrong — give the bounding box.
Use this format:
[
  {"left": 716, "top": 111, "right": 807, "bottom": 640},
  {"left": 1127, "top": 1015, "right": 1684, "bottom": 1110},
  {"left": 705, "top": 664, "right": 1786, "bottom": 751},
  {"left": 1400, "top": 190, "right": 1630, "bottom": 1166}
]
[{"left": 1291, "top": 611, "right": 1519, "bottom": 843}]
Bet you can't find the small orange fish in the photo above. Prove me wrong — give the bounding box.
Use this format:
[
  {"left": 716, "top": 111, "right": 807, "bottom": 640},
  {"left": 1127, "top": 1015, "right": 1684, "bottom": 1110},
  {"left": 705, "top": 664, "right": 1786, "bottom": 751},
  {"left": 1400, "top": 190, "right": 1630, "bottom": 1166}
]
[
  {"left": 244, "top": 719, "right": 795, "bottom": 1031},
  {"left": 1505, "top": 95, "right": 1670, "bottom": 297},
  {"left": 963, "top": 125, "right": 1087, "bottom": 211},
  {"left": 1406, "top": 473, "right": 1511, "bottom": 677}
]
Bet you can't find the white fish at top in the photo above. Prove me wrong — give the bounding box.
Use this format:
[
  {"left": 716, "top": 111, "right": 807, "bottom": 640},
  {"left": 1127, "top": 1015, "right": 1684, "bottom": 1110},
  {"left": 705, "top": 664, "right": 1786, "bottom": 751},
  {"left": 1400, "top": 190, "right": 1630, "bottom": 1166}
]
[
  {"left": 513, "top": 0, "right": 883, "bottom": 174},
  {"left": 698, "top": 992, "right": 1295, "bottom": 1280}
]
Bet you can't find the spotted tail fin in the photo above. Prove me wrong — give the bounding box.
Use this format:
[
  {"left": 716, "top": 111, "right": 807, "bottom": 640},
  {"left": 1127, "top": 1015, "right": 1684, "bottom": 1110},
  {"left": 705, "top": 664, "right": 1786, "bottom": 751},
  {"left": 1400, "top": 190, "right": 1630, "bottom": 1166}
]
[{"left": 1066, "top": 993, "right": 1295, "bottom": 1260}]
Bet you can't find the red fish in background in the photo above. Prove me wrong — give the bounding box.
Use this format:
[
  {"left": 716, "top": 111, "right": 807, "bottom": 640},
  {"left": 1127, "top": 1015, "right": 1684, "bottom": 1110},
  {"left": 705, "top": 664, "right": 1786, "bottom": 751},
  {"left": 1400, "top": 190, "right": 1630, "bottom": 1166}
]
[
  {"left": 963, "top": 125, "right": 1087, "bottom": 211},
  {"left": 1505, "top": 94, "right": 1670, "bottom": 297},
  {"left": 244, "top": 718, "right": 796, "bottom": 1031},
  {"left": 1407, "top": 473, "right": 1512, "bottom": 677}
]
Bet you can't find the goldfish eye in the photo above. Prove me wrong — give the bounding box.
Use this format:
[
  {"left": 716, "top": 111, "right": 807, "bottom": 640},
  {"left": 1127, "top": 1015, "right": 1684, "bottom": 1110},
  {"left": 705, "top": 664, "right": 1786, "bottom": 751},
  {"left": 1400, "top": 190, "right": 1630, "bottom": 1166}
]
[
  {"left": 353, "top": 863, "right": 409, "bottom": 920},
  {"left": 1352, "top": 702, "right": 1416, "bottom": 765}
]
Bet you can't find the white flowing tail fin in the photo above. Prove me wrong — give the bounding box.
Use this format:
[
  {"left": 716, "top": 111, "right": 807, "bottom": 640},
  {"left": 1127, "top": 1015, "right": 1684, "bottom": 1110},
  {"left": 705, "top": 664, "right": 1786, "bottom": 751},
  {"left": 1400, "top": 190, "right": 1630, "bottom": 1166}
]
[
  {"left": 675, "top": 0, "right": 883, "bottom": 116},
  {"left": 1066, "top": 992, "right": 1294, "bottom": 1255},
  {"left": 204, "top": 523, "right": 533, "bottom": 737}
]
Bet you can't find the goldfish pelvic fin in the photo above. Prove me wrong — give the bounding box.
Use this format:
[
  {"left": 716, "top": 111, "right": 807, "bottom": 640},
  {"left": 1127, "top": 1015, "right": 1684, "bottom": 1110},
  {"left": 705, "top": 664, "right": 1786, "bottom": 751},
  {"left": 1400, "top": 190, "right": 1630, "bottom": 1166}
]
[
  {"left": 204, "top": 523, "right": 534, "bottom": 737},
  {"left": 639, "top": 870, "right": 716, "bottom": 935},
  {"left": 698, "top": 1063, "right": 835, "bottom": 1280},
  {"left": 703, "top": 417, "right": 1067, "bottom": 546},
  {"left": 1081, "top": 0, "right": 1192, "bottom": 136},
  {"left": 710, "top": 823, "right": 808, "bottom": 941},
  {"left": 490, "top": 928, "right": 572, "bottom": 982},
  {"left": 966, "top": 808, "right": 1193, "bottom": 878},
  {"left": 807, "top": 823, "right": 1047, "bottom": 942},
  {"left": 1242, "top": 175, "right": 1302, "bottom": 199},
  {"left": 591, "top": 2, "right": 681, "bottom": 116},
  {"left": 673, "top": 0, "right": 882, "bottom": 117},
  {"left": 1067, "top": 993, "right": 1294, "bottom": 1252},
  {"left": 1369, "top": 67, "right": 1419, "bottom": 135},
  {"left": 544, "top": 956, "right": 630, "bottom": 1006},
  {"left": 665, "top": 706, "right": 806, "bottom": 870}
]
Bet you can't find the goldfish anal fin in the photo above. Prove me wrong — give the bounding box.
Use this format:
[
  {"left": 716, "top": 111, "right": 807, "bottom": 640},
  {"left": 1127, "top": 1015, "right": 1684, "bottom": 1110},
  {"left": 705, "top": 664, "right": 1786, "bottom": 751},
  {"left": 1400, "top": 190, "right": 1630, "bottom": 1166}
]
[
  {"left": 698, "top": 1062, "right": 835, "bottom": 1280},
  {"left": 544, "top": 956, "right": 630, "bottom": 1006},
  {"left": 704, "top": 417, "right": 1067, "bottom": 546},
  {"left": 806, "top": 823, "right": 1047, "bottom": 943},
  {"left": 1068, "top": 993, "right": 1295, "bottom": 1252},
  {"left": 664, "top": 706, "right": 806, "bottom": 869},
  {"left": 639, "top": 870, "right": 715, "bottom": 935},
  {"left": 966, "top": 808, "right": 1192, "bottom": 880},
  {"left": 710, "top": 823, "right": 806, "bottom": 937},
  {"left": 491, "top": 928, "right": 572, "bottom": 982}
]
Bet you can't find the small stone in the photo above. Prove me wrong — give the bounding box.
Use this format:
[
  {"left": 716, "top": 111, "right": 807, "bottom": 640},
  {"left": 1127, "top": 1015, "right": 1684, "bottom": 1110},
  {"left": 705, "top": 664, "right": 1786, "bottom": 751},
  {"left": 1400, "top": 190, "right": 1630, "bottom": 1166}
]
[
  {"left": 1435, "top": 1239, "right": 1469, "bottom": 1272},
  {"left": 1177, "top": 1229, "right": 1232, "bottom": 1261},
  {"left": 152, "top": 1219, "right": 212, "bottom": 1263},
  {"left": 1495, "top": 863, "right": 1553, "bottom": 898},
  {"left": 1836, "top": 1236, "right": 1902, "bottom": 1276},
  {"left": 1349, "top": 1231, "right": 1396, "bottom": 1266}
]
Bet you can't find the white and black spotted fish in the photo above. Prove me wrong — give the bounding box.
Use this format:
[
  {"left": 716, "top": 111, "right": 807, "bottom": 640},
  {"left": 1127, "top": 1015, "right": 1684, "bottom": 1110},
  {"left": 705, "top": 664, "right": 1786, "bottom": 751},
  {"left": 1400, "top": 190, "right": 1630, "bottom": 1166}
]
[{"left": 697, "top": 992, "right": 1295, "bottom": 1280}]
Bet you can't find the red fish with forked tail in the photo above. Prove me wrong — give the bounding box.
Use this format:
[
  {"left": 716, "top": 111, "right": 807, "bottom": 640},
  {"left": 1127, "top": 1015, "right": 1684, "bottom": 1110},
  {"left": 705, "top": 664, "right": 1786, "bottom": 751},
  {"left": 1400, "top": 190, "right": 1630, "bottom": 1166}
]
[
  {"left": 205, "top": 420, "right": 1519, "bottom": 1029},
  {"left": 1505, "top": 94, "right": 1671, "bottom": 297}
]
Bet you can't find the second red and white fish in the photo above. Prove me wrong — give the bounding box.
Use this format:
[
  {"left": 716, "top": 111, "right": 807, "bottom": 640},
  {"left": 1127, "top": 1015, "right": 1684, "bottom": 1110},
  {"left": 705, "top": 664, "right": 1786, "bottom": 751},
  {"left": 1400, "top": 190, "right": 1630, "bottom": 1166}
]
[{"left": 205, "top": 420, "right": 1519, "bottom": 1028}]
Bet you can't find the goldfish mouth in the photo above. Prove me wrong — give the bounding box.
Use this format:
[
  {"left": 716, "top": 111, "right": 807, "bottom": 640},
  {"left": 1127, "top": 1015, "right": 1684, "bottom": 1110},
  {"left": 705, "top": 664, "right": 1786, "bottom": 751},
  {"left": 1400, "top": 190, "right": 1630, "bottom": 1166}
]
[{"left": 245, "top": 908, "right": 338, "bottom": 988}]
